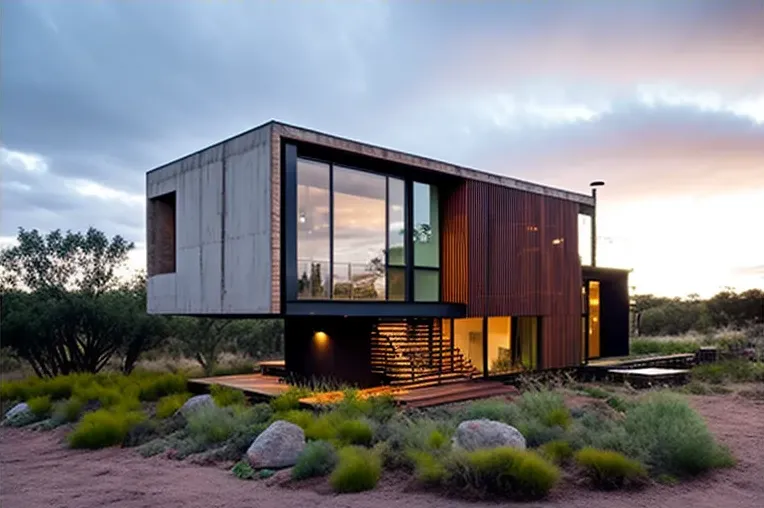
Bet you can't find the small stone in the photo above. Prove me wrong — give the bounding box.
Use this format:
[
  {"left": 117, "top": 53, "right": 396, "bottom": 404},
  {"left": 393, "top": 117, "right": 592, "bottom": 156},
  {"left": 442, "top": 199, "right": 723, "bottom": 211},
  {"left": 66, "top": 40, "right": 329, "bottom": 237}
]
[
  {"left": 452, "top": 419, "right": 527, "bottom": 451},
  {"left": 176, "top": 394, "right": 215, "bottom": 417},
  {"left": 247, "top": 420, "right": 305, "bottom": 469}
]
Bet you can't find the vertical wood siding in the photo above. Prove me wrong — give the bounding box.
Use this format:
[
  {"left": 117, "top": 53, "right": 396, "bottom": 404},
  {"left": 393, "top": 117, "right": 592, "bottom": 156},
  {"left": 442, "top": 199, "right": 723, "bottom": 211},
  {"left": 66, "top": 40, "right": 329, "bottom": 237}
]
[{"left": 442, "top": 180, "right": 583, "bottom": 369}]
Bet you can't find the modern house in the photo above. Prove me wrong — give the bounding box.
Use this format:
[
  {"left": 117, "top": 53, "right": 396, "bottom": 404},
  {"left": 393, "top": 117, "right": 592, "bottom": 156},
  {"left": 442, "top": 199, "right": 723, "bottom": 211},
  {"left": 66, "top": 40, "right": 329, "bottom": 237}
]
[{"left": 146, "top": 121, "right": 630, "bottom": 387}]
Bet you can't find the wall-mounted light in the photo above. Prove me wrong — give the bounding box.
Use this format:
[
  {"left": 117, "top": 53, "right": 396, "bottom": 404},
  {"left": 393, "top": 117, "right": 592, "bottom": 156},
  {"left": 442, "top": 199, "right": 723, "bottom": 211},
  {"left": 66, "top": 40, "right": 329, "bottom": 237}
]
[
  {"left": 552, "top": 238, "right": 564, "bottom": 245},
  {"left": 313, "top": 331, "right": 329, "bottom": 347},
  {"left": 298, "top": 212, "right": 307, "bottom": 224}
]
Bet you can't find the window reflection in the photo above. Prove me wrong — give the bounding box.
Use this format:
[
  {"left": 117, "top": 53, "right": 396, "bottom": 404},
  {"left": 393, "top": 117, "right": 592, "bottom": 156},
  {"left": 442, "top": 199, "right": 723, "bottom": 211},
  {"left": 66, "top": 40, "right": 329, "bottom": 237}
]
[
  {"left": 297, "top": 159, "right": 330, "bottom": 299},
  {"left": 413, "top": 182, "right": 439, "bottom": 268},
  {"left": 332, "top": 166, "right": 386, "bottom": 300}
]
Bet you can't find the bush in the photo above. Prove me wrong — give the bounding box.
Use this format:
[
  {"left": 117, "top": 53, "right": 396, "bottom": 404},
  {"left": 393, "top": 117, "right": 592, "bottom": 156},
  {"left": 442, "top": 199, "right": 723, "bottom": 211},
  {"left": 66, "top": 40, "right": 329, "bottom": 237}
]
[
  {"left": 575, "top": 447, "right": 647, "bottom": 490},
  {"left": 427, "top": 429, "right": 448, "bottom": 450},
  {"left": 516, "top": 390, "right": 569, "bottom": 427},
  {"left": 274, "top": 409, "right": 315, "bottom": 430},
  {"left": 304, "top": 414, "right": 336, "bottom": 441},
  {"left": 376, "top": 415, "right": 456, "bottom": 469},
  {"left": 27, "top": 395, "right": 52, "bottom": 418},
  {"left": 186, "top": 405, "right": 268, "bottom": 444},
  {"left": 461, "top": 398, "right": 521, "bottom": 424},
  {"left": 68, "top": 408, "right": 147, "bottom": 449},
  {"left": 336, "top": 419, "right": 373, "bottom": 447},
  {"left": 631, "top": 338, "right": 699, "bottom": 356},
  {"left": 210, "top": 385, "right": 248, "bottom": 407},
  {"left": 605, "top": 395, "right": 631, "bottom": 413},
  {"left": 137, "top": 373, "right": 187, "bottom": 401},
  {"left": 624, "top": 392, "right": 735, "bottom": 476},
  {"left": 231, "top": 460, "right": 256, "bottom": 480},
  {"left": 330, "top": 446, "right": 382, "bottom": 493},
  {"left": 446, "top": 447, "right": 560, "bottom": 500},
  {"left": 579, "top": 385, "right": 611, "bottom": 399},
  {"left": 155, "top": 393, "right": 192, "bottom": 419},
  {"left": 540, "top": 440, "right": 574, "bottom": 464},
  {"left": 408, "top": 450, "right": 447, "bottom": 486},
  {"left": 52, "top": 397, "right": 85, "bottom": 423},
  {"left": 270, "top": 388, "right": 310, "bottom": 412},
  {"left": 292, "top": 440, "right": 338, "bottom": 480},
  {"left": 692, "top": 360, "right": 764, "bottom": 385}
]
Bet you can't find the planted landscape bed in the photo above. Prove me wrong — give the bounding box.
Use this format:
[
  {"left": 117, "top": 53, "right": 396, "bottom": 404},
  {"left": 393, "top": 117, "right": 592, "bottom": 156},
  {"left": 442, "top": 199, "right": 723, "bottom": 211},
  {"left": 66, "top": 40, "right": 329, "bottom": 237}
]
[{"left": 1, "top": 367, "right": 747, "bottom": 503}]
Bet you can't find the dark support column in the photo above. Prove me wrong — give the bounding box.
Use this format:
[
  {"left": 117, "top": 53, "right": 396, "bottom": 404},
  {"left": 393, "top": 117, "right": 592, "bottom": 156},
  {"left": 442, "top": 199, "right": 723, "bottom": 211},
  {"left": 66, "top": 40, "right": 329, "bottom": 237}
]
[
  {"left": 405, "top": 179, "right": 414, "bottom": 302},
  {"left": 591, "top": 187, "right": 598, "bottom": 268},
  {"left": 284, "top": 144, "right": 298, "bottom": 301},
  {"left": 482, "top": 317, "right": 488, "bottom": 379}
]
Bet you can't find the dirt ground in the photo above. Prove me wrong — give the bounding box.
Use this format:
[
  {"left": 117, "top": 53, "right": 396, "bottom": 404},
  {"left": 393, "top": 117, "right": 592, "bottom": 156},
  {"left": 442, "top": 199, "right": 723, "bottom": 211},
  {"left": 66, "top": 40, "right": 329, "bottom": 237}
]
[{"left": 1, "top": 392, "right": 763, "bottom": 508}]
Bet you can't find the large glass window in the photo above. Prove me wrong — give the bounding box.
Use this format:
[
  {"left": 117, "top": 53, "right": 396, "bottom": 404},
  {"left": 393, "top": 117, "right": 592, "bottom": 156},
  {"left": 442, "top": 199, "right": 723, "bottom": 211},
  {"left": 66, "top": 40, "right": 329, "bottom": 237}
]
[
  {"left": 516, "top": 317, "right": 539, "bottom": 370},
  {"left": 413, "top": 182, "right": 440, "bottom": 301},
  {"left": 578, "top": 214, "right": 592, "bottom": 266},
  {"left": 487, "top": 317, "right": 513, "bottom": 374},
  {"left": 588, "top": 281, "right": 601, "bottom": 358},
  {"left": 297, "top": 159, "right": 330, "bottom": 299},
  {"left": 453, "top": 317, "right": 484, "bottom": 376},
  {"left": 333, "top": 166, "right": 386, "bottom": 300},
  {"left": 388, "top": 178, "right": 406, "bottom": 300}
]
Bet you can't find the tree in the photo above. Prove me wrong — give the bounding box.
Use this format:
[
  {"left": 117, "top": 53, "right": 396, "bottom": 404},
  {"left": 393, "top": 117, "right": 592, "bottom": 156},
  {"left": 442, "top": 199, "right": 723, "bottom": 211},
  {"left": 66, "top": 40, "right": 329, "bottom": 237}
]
[
  {"left": 170, "top": 317, "right": 235, "bottom": 376},
  {"left": 0, "top": 227, "right": 168, "bottom": 376}
]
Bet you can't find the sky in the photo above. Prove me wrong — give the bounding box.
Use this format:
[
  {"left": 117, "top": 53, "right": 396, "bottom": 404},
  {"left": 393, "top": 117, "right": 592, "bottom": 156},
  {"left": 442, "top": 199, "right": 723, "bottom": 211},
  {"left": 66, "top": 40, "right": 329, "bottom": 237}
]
[{"left": 2, "top": 0, "right": 763, "bottom": 298}]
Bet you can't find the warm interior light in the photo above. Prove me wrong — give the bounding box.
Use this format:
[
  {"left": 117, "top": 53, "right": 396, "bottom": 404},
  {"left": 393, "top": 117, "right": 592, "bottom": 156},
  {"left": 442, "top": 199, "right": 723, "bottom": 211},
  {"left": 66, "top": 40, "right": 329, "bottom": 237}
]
[
  {"left": 298, "top": 211, "right": 307, "bottom": 224},
  {"left": 552, "top": 238, "right": 564, "bottom": 245},
  {"left": 313, "top": 331, "right": 329, "bottom": 346}
]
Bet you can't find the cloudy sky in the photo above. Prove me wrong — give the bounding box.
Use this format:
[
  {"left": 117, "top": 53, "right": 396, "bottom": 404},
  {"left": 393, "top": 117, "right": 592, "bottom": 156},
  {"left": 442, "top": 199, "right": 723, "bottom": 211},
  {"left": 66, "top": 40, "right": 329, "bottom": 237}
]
[{"left": 2, "top": 0, "right": 763, "bottom": 297}]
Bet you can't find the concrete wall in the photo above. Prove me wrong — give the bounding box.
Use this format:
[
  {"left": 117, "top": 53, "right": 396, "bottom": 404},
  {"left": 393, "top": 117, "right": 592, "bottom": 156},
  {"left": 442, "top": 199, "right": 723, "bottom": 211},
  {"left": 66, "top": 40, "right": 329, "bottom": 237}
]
[{"left": 146, "top": 124, "right": 275, "bottom": 315}]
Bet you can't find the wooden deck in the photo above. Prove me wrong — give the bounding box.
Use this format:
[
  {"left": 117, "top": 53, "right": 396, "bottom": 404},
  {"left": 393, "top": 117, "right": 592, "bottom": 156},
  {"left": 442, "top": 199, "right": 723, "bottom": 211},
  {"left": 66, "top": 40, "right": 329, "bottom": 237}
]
[
  {"left": 582, "top": 353, "right": 696, "bottom": 384},
  {"left": 189, "top": 374, "right": 518, "bottom": 409}
]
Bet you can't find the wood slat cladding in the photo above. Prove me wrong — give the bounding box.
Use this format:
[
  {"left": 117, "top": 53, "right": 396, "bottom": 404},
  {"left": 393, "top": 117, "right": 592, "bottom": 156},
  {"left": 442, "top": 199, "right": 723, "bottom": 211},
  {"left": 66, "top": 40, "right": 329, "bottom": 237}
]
[{"left": 442, "top": 180, "right": 583, "bottom": 369}]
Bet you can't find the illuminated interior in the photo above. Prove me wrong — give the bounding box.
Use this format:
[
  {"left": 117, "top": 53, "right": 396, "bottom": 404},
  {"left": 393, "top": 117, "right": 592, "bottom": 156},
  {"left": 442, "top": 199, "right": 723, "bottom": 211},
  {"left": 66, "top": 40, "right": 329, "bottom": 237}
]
[
  {"left": 588, "top": 280, "right": 601, "bottom": 358},
  {"left": 453, "top": 317, "right": 484, "bottom": 376}
]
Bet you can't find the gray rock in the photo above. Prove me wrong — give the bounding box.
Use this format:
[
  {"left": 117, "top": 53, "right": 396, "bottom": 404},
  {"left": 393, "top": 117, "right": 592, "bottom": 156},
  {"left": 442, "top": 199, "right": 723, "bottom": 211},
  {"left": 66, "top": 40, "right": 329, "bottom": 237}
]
[
  {"left": 5, "top": 402, "right": 31, "bottom": 420},
  {"left": 247, "top": 420, "right": 305, "bottom": 469},
  {"left": 176, "top": 394, "right": 215, "bottom": 417},
  {"left": 452, "top": 419, "right": 526, "bottom": 451}
]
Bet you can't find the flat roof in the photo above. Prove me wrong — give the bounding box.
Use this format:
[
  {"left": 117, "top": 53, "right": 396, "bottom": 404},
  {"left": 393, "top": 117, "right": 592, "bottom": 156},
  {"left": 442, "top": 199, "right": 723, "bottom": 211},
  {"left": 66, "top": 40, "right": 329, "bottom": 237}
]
[{"left": 148, "top": 119, "right": 594, "bottom": 206}]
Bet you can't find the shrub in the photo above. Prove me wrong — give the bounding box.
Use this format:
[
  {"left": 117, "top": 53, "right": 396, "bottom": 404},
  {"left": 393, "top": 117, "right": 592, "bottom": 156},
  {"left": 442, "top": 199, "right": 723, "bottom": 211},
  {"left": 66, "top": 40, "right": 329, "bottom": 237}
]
[
  {"left": 68, "top": 409, "right": 147, "bottom": 449},
  {"left": 336, "top": 419, "right": 373, "bottom": 446},
  {"left": 605, "top": 396, "right": 631, "bottom": 413},
  {"left": 305, "top": 414, "right": 337, "bottom": 441},
  {"left": 568, "top": 411, "right": 633, "bottom": 456},
  {"left": 270, "top": 388, "right": 310, "bottom": 412},
  {"left": 186, "top": 405, "right": 267, "bottom": 445},
  {"left": 516, "top": 390, "right": 569, "bottom": 426},
  {"left": 275, "top": 409, "right": 315, "bottom": 430},
  {"left": 445, "top": 447, "right": 559, "bottom": 500},
  {"left": 334, "top": 389, "right": 373, "bottom": 418},
  {"left": 367, "top": 394, "right": 397, "bottom": 422},
  {"left": 427, "top": 429, "right": 448, "bottom": 450},
  {"left": 52, "top": 397, "right": 85, "bottom": 423},
  {"left": 408, "top": 450, "right": 447, "bottom": 486},
  {"left": 231, "top": 460, "right": 256, "bottom": 480},
  {"left": 292, "top": 440, "right": 338, "bottom": 480},
  {"left": 540, "top": 440, "right": 574, "bottom": 464},
  {"left": 137, "top": 373, "right": 187, "bottom": 402},
  {"left": 624, "top": 392, "right": 735, "bottom": 476},
  {"left": 692, "top": 360, "right": 764, "bottom": 385},
  {"left": 210, "top": 385, "right": 248, "bottom": 407},
  {"left": 330, "top": 446, "right": 382, "bottom": 493},
  {"left": 461, "top": 398, "right": 521, "bottom": 424},
  {"left": 575, "top": 447, "right": 647, "bottom": 490},
  {"left": 376, "top": 415, "right": 456, "bottom": 468},
  {"left": 579, "top": 385, "right": 611, "bottom": 399},
  {"left": 155, "top": 393, "right": 192, "bottom": 419},
  {"left": 631, "top": 338, "right": 699, "bottom": 356},
  {"left": 26, "top": 395, "right": 52, "bottom": 418},
  {"left": 543, "top": 407, "right": 572, "bottom": 429}
]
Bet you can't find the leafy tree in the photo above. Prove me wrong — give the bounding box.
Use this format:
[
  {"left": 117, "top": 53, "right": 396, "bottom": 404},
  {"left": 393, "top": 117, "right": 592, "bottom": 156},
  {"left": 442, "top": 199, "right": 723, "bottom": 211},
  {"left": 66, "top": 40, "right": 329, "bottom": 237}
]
[
  {"left": 170, "top": 317, "right": 235, "bottom": 376},
  {"left": 0, "top": 228, "right": 168, "bottom": 376}
]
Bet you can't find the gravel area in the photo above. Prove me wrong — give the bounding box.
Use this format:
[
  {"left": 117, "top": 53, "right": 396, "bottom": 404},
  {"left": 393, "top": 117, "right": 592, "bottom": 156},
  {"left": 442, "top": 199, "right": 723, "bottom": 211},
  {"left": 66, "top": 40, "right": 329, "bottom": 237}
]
[{"left": 1, "top": 392, "right": 762, "bottom": 508}]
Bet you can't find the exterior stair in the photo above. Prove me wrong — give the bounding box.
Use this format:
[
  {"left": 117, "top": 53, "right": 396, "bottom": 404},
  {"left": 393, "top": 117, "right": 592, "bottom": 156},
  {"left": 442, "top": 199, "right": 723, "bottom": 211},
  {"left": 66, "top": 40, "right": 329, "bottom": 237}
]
[{"left": 370, "top": 318, "right": 479, "bottom": 387}]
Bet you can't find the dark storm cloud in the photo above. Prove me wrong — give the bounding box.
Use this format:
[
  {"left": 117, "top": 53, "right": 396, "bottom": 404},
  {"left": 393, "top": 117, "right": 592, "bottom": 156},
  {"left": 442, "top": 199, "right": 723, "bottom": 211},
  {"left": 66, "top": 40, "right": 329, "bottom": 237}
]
[{"left": 1, "top": 0, "right": 762, "bottom": 251}]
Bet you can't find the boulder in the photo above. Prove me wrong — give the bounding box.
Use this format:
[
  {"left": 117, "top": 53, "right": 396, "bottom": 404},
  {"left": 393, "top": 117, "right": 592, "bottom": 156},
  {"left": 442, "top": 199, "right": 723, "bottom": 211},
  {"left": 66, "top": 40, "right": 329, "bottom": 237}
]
[
  {"left": 4, "top": 402, "right": 31, "bottom": 421},
  {"left": 247, "top": 420, "right": 305, "bottom": 469},
  {"left": 176, "top": 394, "right": 215, "bottom": 417},
  {"left": 452, "top": 419, "right": 526, "bottom": 451}
]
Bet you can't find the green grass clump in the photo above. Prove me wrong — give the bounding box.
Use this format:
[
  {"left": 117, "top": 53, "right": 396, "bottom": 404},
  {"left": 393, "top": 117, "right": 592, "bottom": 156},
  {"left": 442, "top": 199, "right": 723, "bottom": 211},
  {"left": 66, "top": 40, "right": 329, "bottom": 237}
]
[
  {"left": 631, "top": 338, "right": 699, "bottom": 356},
  {"left": 187, "top": 404, "right": 269, "bottom": 445},
  {"left": 461, "top": 398, "right": 521, "bottom": 424},
  {"left": 136, "top": 373, "right": 188, "bottom": 402},
  {"left": 292, "top": 440, "right": 338, "bottom": 480},
  {"left": 210, "top": 385, "right": 248, "bottom": 407},
  {"left": 605, "top": 395, "right": 631, "bottom": 413},
  {"left": 68, "top": 408, "right": 147, "bottom": 449},
  {"left": 275, "top": 409, "right": 315, "bottom": 430},
  {"left": 692, "top": 360, "right": 764, "bottom": 385},
  {"left": 52, "top": 397, "right": 85, "bottom": 423},
  {"left": 446, "top": 446, "right": 560, "bottom": 500},
  {"left": 540, "top": 439, "right": 574, "bottom": 464},
  {"left": 231, "top": 460, "right": 256, "bottom": 480},
  {"left": 427, "top": 429, "right": 448, "bottom": 450},
  {"left": 155, "top": 393, "right": 192, "bottom": 419},
  {"left": 270, "top": 388, "right": 310, "bottom": 412},
  {"left": 579, "top": 385, "right": 612, "bottom": 399},
  {"left": 517, "top": 390, "right": 569, "bottom": 426},
  {"left": 305, "top": 414, "right": 337, "bottom": 441},
  {"left": 575, "top": 447, "right": 647, "bottom": 490},
  {"left": 408, "top": 450, "right": 447, "bottom": 486},
  {"left": 624, "top": 392, "right": 735, "bottom": 476},
  {"left": 330, "top": 446, "right": 382, "bottom": 493},
  {"left": 336, "top": 419, "right": 373, "bottom": 446},
  {"left": 26, "top": 395, "right": 52, "bottom": 418}
]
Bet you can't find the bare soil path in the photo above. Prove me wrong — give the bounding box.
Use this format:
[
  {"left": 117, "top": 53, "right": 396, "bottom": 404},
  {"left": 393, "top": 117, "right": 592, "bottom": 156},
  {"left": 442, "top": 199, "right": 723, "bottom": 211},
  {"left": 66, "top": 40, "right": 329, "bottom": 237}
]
[{"left": 1, "top": 393, "right": 763, "bottom": 508}]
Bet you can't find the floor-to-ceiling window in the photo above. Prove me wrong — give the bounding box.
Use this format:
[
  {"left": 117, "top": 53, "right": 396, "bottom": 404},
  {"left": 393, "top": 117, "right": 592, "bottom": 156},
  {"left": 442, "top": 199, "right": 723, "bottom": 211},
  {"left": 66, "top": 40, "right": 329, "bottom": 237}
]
[
  {"left": 297, "top": 159, "right": 331, "bottom": 298},
  {"left": 388, "top": 178, "right": 406, "bottom": 301},
  {"left": 588, "top": 281, "right": 601, "bottom": 358},
  {"left": 453, "top": 317, "right": 484, "bottom": 376},
  {"left": 516, "top": 317, "right": 540, "bottom": 370},
  {"left": 332, "top": 166, "right": 387, "bottom": 300},
  {"left": 413, "top": 182, "right": 440, "bottom": 301},
  {"left": 487, "top": 317, "right": 512, "bottom": 374},
  {"left": 295, "top": 157, "right": 438, "bottom": 302}
]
